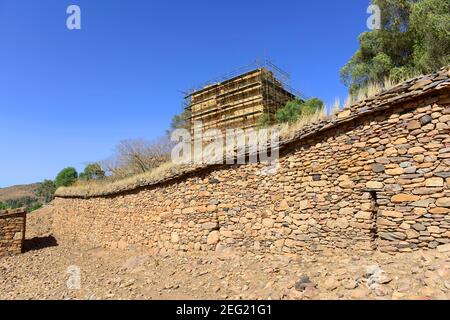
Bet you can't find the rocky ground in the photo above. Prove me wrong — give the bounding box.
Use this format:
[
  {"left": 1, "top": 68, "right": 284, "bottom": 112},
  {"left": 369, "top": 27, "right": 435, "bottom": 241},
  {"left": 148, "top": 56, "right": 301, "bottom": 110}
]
[{"left": 0, "top": 208, "right": 449, "bottom": 300}]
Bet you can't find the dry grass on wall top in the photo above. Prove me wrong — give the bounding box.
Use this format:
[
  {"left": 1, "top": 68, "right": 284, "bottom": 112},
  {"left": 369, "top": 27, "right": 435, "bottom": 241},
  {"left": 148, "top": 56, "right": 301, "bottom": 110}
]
[
  {"left": 55, "top": 161, "right": 184, "bottom": 197},
  {"left": 55, "top": 66, "right": 450, "bottom": 198},
  {"left": 55, "top": 109, "right": 330, "bottom": 198}
]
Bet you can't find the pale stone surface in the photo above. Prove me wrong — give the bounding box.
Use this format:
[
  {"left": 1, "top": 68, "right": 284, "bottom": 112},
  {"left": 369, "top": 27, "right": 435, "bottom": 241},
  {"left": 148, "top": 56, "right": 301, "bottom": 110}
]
[
  {"left": 202, "top": 222, "right": 218, "bottom": 230},
  {"left": 437, "top": 244, "right": 450, "bottom": 253},
  {"left": 355, "top": 211, "right": 372, "bottom": 220},
  {"left": 407, "top": 120, "right": 421, "bottom": 130},
  {"left": 408, "top": 147, "right": 426, "bottom": 155},
  {"left": 391, "top": 194, "right": 420, "bottom": 203},
  {"left": 382, "top": 211, "right": 403, "bottom": 218},
  {"left": 436, "top": 198, "right": 450, "bottom": 208},
  {"left": 386, "top": 168, "right": 404, "bottom": 175},
  {"left": 425, "top": 177, "right": 444, "bottom": 187},
  {"left": 366, "top": 181, "right": 384, "bottom": 189},
  {"left": 207, "top": 231, "right": 220, "bottom": 245},
  {"left": 171, "top": 232, "right": 180, "bottom": 243},
  {"left": 262, "top": 218, "right": 275, "bottom": 228},
  {"left": 279, "top": 200, "right": 290, "bottom": 211},
  {"left": 335, "top": 218, "right": 349, "bottom": 229},
  {"left": 338, "top": 110, "right": 351, "bottom": 119},
  {"left": 406, "top": 229, "right": 420, "bottom": 239}
]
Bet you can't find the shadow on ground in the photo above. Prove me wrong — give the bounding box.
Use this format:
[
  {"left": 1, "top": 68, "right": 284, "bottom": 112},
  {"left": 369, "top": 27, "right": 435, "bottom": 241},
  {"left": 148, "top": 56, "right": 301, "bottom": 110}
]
[{"left": 24, "top": 235, "right": 58, "bottom": 252}]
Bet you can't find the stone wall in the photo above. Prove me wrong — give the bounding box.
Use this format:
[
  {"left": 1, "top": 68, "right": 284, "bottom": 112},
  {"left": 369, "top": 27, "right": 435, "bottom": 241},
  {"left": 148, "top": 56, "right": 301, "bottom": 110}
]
[
  {"left": 0, "top": 209, "right": 26, "bottom": 257},
  {"left": 52, "top": 68, "right": 450, "bottom": 255}
]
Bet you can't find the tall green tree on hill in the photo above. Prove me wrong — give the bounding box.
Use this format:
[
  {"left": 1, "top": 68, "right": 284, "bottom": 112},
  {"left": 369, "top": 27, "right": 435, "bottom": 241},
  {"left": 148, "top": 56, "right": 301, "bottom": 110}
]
[
  {"left": 55, "top": 167, "right": 78, "bottom": 188},
  {"left": 168, "top": 108, "right": 191, "bottom": 135},
  {"left": 341, "top": 0, "right": 450, "bottom": 94}
]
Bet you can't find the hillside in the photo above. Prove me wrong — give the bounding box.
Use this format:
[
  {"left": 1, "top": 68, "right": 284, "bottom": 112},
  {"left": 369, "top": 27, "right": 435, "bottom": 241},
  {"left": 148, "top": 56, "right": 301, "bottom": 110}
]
[{"left": 0, "top": 183, "right": 41, "bottom": 202}]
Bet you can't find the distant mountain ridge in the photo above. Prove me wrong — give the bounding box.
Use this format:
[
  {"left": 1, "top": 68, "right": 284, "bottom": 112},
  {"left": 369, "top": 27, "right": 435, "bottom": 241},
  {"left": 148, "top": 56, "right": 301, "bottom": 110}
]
[{"left": 0, "top": 183, "right": 41, "bottom": 202}]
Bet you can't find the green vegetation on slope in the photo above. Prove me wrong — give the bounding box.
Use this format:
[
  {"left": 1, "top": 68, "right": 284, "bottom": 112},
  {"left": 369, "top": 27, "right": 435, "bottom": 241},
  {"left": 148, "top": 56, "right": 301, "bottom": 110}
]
[
  {"left": 0, "top": 196, "right": 42, "bottom": 212},
  {"left": 259, "top": 98, "right": 325, "bottom": 127},
  {"left": 341, "top": 0, "right": 450, "bottom": 94},
  {"left": 55, "top": 167, "right": 78, "bottom": 188}
]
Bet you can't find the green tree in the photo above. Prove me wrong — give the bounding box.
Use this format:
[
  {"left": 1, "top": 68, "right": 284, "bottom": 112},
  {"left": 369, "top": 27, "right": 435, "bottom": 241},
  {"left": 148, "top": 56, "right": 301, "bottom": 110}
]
[
  {"left": 168, "top": 108, "right": 191, "bottom": 135},
  {"left": 35, "top": 180, "right": 57, "bottom": 203},
  {"left": 28, "top": 203, "right": 43, "bottom": 212},
  {"left": 341, "top": 0, "right": 450, "bottom": 94},
  {"left": 0, "top": 202, "right": 9, "bottom": 210},
  {"left": 275, "top": 98, "right": 324, "bottom": 124},
  {"left": 276, "top": 99, "right": 304, "bottom": 123},
  {"left": 2, "top": 196, "right": 41, "bottom": 211},
  {"left": 5, "top": 196, "right": 38, "bottom": 209},
  {"left": 55, "top": 167, "right": 78, "bottom": 188},
  {"left": 258, "top": 113, "right": 271, "bottom": 128},
  {"left": 410, "top": 0, "right": 450, "bottom": 72},
  {"left": 300, "top": 98, "right": 325, "bottom": 116},
  {"left": 79, "top": 163, "right": 105, "bottom": 181}
]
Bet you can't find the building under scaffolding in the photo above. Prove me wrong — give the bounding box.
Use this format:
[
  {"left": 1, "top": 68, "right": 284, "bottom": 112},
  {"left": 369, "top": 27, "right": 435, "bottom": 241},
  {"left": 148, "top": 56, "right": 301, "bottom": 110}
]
[{"left": 184, "top": 60, "right": 302, "bottom": 139}]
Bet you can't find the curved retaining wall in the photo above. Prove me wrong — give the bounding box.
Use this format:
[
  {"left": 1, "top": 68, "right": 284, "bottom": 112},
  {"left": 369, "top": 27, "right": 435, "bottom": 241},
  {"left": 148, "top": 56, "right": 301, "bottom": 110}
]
[{"left": 52, "top": 68, "right": 450, "bottom": 254}]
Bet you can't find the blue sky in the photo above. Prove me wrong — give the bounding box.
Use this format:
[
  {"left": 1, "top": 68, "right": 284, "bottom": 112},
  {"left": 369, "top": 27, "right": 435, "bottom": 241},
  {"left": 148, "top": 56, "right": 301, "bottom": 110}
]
[{"left": 0, "top": 0, "right": 371, "bottom": 187}]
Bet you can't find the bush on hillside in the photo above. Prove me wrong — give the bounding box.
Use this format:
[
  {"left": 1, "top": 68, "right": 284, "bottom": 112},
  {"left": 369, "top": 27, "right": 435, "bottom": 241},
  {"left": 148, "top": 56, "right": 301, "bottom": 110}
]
[
  {"left": 79, "top": 163, "right": 106, "bottom": 181},
  {"left": 168, "top": 108, "right": 192, "bottom": 134},
  {"left": 35, "top": 179, "right": 57, "bottom": 203},
  {"left": 101, "top": 138, "right": 172, "bottom": 178},
  {"left": 275, "top": 98, "right": 324, "bottom": 124},
  {"left": 55, "top": 167, "right": 78, "bottom": 188},
  {"left": 0, "top": 202, "right": 8, "bottom": 210},
  {"left": 257, "top": 113, "right": 271, "bottom": 128},
  {"left": 0, "top": 196, "right": 42, "bottom": 212}
]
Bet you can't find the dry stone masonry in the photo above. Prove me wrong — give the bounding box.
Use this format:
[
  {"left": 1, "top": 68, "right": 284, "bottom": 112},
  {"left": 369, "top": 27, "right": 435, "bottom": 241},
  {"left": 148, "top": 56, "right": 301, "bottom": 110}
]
[
  {"left": 0, "top": 208, "right": 26, "bottom": 257},
  {"left": 53, "top": 67, "right": 450, "bottom": 255}
]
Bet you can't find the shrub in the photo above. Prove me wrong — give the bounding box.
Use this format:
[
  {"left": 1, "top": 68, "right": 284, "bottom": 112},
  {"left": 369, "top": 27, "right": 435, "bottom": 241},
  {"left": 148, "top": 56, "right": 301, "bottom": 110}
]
[
  {"left": 35, "top": 180, "right": 57, "bottom": 203},
  {"left": 5, "top": 196, "right": 38, "bottom": 209},
  {"left": 55, "top": 167, "right": 78, "bottom": 188},
  {"left": 341, "top": 0, "right": 450, "bottom": 94},
  {"left": 79, "top": 163, "right": 105, "bottom": 181},
  {"left": 168, "top": 108, "right": 191, "bottom": 134},
  {"left": 102, "top": 138, "right": 172, "bottom": 178},
  {"left": 275, "top": 99, "right": 303, "bottom": 123},
  {"left": 275, "top": 98, "right": 324, "bottom": 124},
  {"left": 257, "top": 113, "right": 271, "bottom": 128},
  {"left": 28, "top": 203, "right": 43, "bottom": 212},
  {"left": 0, "top": 196, "right": 42, "bottom": 212},
  {"left": 300, "top": 98, "right": 325, "bottom": 116}
]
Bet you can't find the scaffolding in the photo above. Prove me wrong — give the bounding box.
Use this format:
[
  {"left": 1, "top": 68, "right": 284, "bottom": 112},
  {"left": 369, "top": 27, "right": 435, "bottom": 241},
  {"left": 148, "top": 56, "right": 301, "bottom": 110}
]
[{"left": 184, "top": 59, "right": 303, "bottom": 139}]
